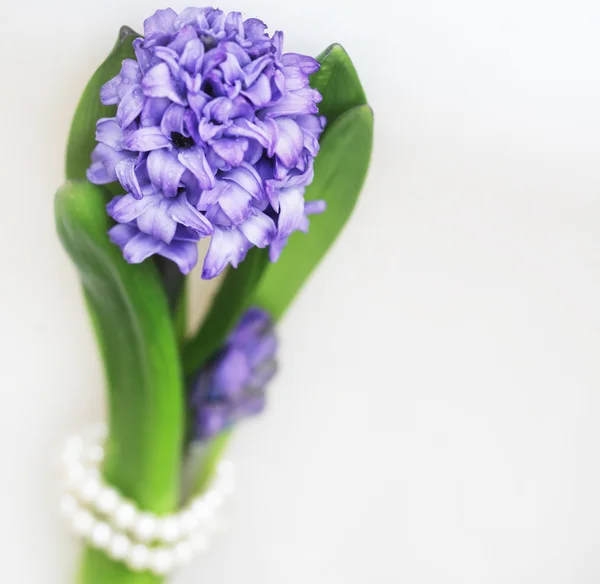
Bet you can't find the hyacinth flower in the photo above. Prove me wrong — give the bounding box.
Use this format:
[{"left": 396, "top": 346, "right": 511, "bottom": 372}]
[
  {"left": 86, "top": 7, "right": 327, "bottom": 278},
  {"left": 56, "top": 6, "right": 372, "bottom": 584},
  {"left": 191, "top": 308, "right": 277, "bottom": 440}
]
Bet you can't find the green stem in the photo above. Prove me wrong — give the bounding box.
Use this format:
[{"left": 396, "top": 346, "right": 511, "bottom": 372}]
[
  {"left": 190, "top": 431, "right": 233, "bottom": 498},
  {"left": 78, "top": 549, "right": 163, "bottom": 584},
  {"left": 55, "top": 182, "right": 184, "bottom": 584}
]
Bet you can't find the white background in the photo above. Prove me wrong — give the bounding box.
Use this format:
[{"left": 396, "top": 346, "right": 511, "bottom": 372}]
[{"left": 2, "top": 0, "right": 600, "bottom": 582}]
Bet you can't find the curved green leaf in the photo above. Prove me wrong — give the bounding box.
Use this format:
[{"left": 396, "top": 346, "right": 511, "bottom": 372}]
[
  {"left": 185, "top": 45, "right": 372, "bottom": 501},
  {"left": 55, "top": 180, "right": 183, "bottom": 583},
  {"left": 311, "top": 43, "right": 367, "bottom": 128},
  {"left": 183, "top": 43, "right": 368, "bottom": 374},
  {"left": 65, "top": 27, "right": 138, "bottom": 182},
  {"left": 252, "top": 105, "right": 373, "bottom": 320}
]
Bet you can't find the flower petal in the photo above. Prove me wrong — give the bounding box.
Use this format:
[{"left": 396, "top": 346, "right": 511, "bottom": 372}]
[
  {"left": 142, "top": 62, "right": 186, "bottom": 105},
  {"left": 295, "top": 114, "right": 326, "bottom": 156},
  {"left": 242, "top": 54, "right": 272, "bottom": 87},
  {"left": 305, "top": 199, "right": 326, "bottom": 215},
  {"left": 262, "top": 87, "right": 321, "bottom": 117},
  {"left": 109, "top": 192, "right": 161, "bottom": 223},
  {"left": 281, "top": 53, "right": 320, "bottom": 74},
  {"left": 273, "top": 118, "right": 304, "bottom": 168},
  {"left": 140, "top": 97, "right": 171, "bottom": 127},
  {"left": 197, "top": 180, "right": 230, "bottom": 211},
  {"left": 281, "top": 65, "right": 310, "bottom": 91},
  {"left": 152, "top": 52, "right": 180, "bottom": 90},
  {"left": 218, "top": 182, "right": 252, "bottom": 224},
  {"left": 239, "top": 209, "right": 276, "bottom": 247},
  {"left": 160, "top": 103, "right": 188, "bottom": 136},
  {"left": 123, "top": 126, "right": 171, "bottom": 151},
  {"left": 241, "top": 74, "right": 271, "bottom": 107},
  {"left": 116, "top": 87, "right": 144, "bottom": 128},
  {"left": 143, "top": 8, "right": 178, "bottom": 43},
  {"left": 214, "top": 349, "right": 251, "bottom": 398},
  {"left": 195, "top": 404, "right": 230, "bottom": 439},
  {"left": 147, "top": 149, "right": 186, "bottom": 197},
  {"left": 168, "top": 193, "right": 213, "bottom": 236},
  {"left": 122, "top": 231, "right": 163, "bottom": 263},
  {"left": 136, "top": 198, "right": 178, "bottom": 244},
  {"left": 187, "top": 91, "right": 211, "bottom": 119},
  {"left": 202, "top": 48, "right": 228, "bottom": 76},
  {"left": 108, "top": 223, "right": 138, "bottom": 247},
  {"left": 100, "top": 60, "right": 141, "bottom": 105},
  {"left": 95, "top": 118, "right": 123, "bottom": 150},
  {"left": 202, "top": 227, "right": 250, "bottom": 279},
  {"left": 99, "top": 77, "right": 120, "bottom": 106},
  {"left": 115, "top": 157, "right": 145, "bottom": 199},
  {"left": 222, "top": 164, "right": 264, "bottom": 200},
  {"left": 180, "top": 37, "right": 205, "bottom": 74},
  {"left": 212, "top": 138, "right": 248, "bottom": 167},
  {"left": 268, "top": 235, "right": 288, "bottom": 262},
  {"left": 178, "top": 146, "right": 215, "bottom": 190},
  {"left": 157, "top": 238, "right": 199, "bottom": 274},
  {"left": 220, "top": 53, "right": 245, "bottom": 84},
  {"left": 277, "top": 186, "right": 305, "bottom": 237},
  {"left": 133, "top": 38, "right": 152, "bottom": 74},
  {"left": 225, "top": 118, "right": 274, "bottom": 151},
  {"left": 87, "top": 143, "right": 134, "bottom": 184}
]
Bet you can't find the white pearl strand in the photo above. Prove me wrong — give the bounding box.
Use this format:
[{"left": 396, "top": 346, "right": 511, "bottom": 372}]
[{"left": 59, "top": 426, "right": 234, "bottom": 575}]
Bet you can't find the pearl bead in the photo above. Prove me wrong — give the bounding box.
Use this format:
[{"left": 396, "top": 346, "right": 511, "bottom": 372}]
[
  {"left": 204, "top": 490, "right": 224, "bottom": 510},
  {"left": 66, "top": 463, "right": 85, "bottom": 488},
  {"left": 114, "top": 502, "right": 136, "bottom": 530},
  {"left": 180, "top": 510, "right": 198, "bottom": 535},
  {"left": 89, "top": 424, "right": 107, "bottom": 440},
  {"left": 60, "top": 430, "right": 236, "bottom": 574},
  {"left": 189, "top": 532, "right": 208, "bottom": 554},
  {"left": 108, "top": 533, "right": 130, "bottom": 560},
  {"left": 60, "top": 494, "right": 78, "bottom": 518},
  {"left": 128, "top": 544, "right": 150, "bottom": 571},
  {"left": 87, "top": 444, "right": 104, "bottom": 464},
  {"left": 73, "top": 509, "right": 95, "bottom": 536},
  {"left": 65, "top": 436, "right": 84, "bottom": 457},
  {"left": 79, "top": 476, "right": 101, "bottom": 503},
  {"left": 91, "top": 522, "right": 112, "bottom": 549},
  {"left": 96, "top": 487, "right": 119, "bottom": 515},
  {"left": 158, "top": 516, "right": 181, "bottom": 543},
  {"left": 191, "top": 499, "right": 211, "bottom": 521},
  {"left": 173, "top": 541, "right": 192, "bottom": 565},
  {"left": 150, "top": 549, "right": 173, "bottom": 575},
  {"left": 133, "top": 513, "right": 157, "bottom": 543}
]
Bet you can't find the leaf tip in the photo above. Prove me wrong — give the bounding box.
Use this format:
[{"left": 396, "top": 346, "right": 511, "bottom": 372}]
[
  {"left": 118, "top": 25, "right": 140, "bottom": 43},
  {"left": 317, "top": 42, "right": 347, "bottom": 63}
]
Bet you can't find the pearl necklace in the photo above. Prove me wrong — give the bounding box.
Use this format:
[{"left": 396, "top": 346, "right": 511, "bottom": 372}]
[{"left": 59, "top": 425, "right": 234, "bottom": 575}]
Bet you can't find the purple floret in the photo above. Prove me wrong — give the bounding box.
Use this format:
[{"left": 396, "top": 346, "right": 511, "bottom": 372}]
[{"left": 190, "top": 307, "right": 277, "bottom": 440}]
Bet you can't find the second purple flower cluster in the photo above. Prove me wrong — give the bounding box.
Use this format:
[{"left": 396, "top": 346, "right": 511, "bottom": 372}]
[
  {"left": 190, "top": 307, "right": 277, "bottom": 440},
  {"left": 88, "top": 7, "right": 326, "bottom": 278}
]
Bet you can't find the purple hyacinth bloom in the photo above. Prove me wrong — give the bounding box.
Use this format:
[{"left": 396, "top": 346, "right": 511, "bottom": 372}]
[
  {"left": 87, "top": 7, "right": 326, "bottom": 278},
  {"left": 190, "top": 307, "right": 277, "bottom": 440}
]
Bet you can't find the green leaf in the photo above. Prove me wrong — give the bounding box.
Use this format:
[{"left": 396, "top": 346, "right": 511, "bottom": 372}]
[
  {"left": 251, "top": 104, "right": 373, "bottom": 320},
  {"left": 55, "top": 180, "right": 184, "bottom": 582},
  {"left": 185, "top": 45, "right": 372, "bottom": 503},
  {"left": 174, "top": 277, "right": 189, "bottom": 346},
  {"left": 182, "top": 247, "right": 270, "bottom": 377},
  {"left": 65, "top": 27, "right": 138, "bottom": 182},
  {"left": 311, "top": 44, "right": 368, "bottom": 128},
  {"left": 55, "top": 180, "right": 183, "bottom": 508}
]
